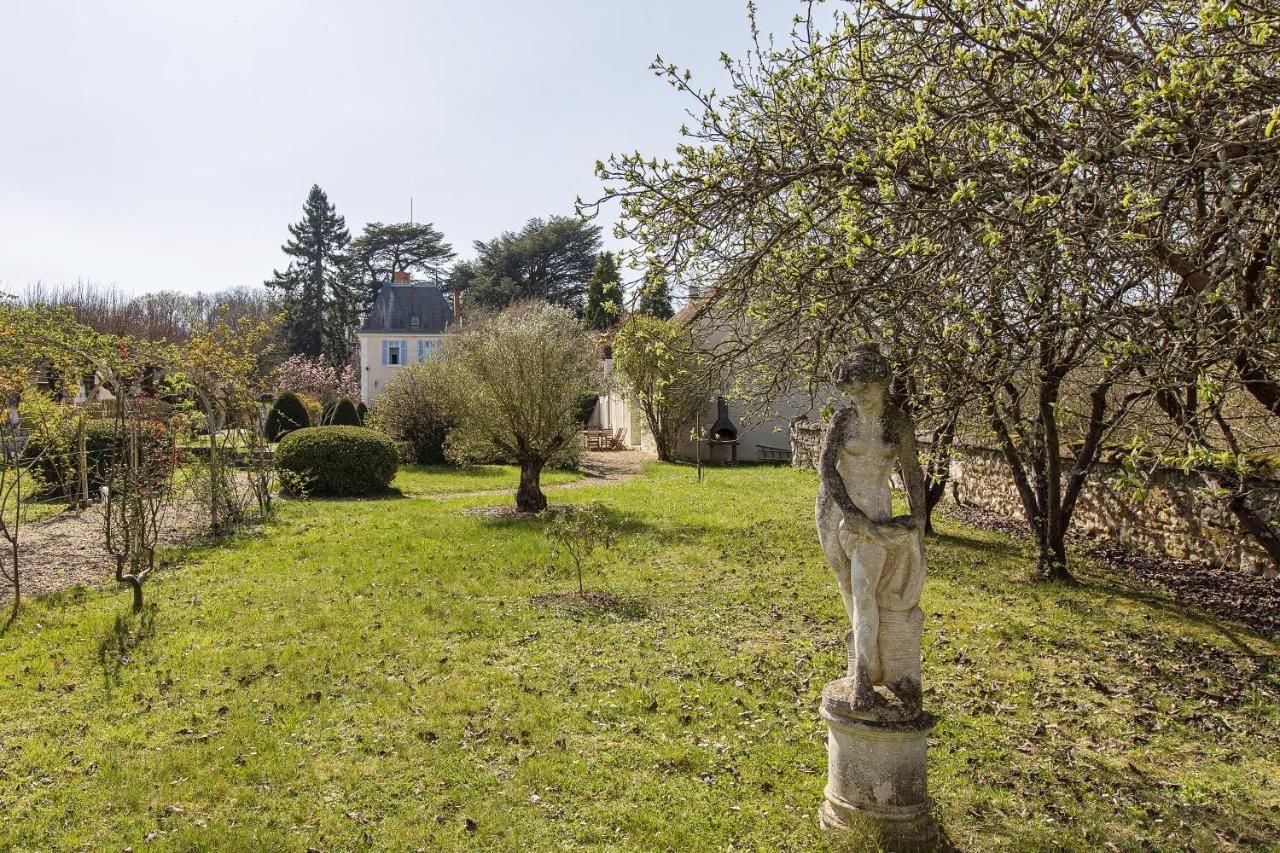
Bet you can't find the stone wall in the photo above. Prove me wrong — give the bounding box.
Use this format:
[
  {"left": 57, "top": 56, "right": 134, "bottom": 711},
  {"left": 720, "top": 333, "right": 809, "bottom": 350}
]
[
  {"left": 790, "top": 420, "right": 825, "bottom": 471},
  {"left": 790, "top": 420, "right": 1280, "bottom": 577}
]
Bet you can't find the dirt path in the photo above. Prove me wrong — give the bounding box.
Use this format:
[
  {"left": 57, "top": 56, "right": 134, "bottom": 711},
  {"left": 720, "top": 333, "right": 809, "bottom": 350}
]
[
  {"left": 1, "top": 500, "right": 206, "bottom": 605},
  {"left": 417, "top": 450, "right": 652, "bottom": 500}
]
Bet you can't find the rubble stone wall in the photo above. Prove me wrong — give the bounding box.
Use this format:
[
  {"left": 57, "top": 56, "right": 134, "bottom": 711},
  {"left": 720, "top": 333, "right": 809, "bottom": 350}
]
[{"left": 790, "top": 420, "right": 1279, "bottom": 576}]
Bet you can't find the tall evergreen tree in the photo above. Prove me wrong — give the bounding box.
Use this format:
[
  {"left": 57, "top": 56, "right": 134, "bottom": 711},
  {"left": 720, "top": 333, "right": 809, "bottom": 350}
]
[
  {"left": 637, "top": 260, "right": 674, "bottom": 320},
  {"left": 583, "top": 251, "right": 624, "bottom": 330},
  {"left": 350, "top": 221, "right": 455, "bottom": 305},
  {"left": 458, "top": 216, "right": 601, "bottom": 311},
  {"left": 266, "top": 185, "right": 352, "bottom": 361}
]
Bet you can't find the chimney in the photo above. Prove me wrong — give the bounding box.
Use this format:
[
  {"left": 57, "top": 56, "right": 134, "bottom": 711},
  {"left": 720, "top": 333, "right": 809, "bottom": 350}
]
[
  {"left": 450, "top": 290, "right": 462, "bottom": 327},
  {"left": 392, "top": 270, "right": 411, "bottom": 284}
]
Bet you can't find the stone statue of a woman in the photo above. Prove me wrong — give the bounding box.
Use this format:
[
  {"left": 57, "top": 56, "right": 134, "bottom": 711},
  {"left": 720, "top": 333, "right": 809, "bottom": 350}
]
[{"left": 816, "top": 343, "right": 927, "bottom": 721}]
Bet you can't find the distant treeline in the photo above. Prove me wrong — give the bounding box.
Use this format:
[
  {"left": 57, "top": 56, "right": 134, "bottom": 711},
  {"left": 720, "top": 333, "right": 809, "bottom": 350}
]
[{"left": 17, "top": 282, "right": 283, "bottom": 343}]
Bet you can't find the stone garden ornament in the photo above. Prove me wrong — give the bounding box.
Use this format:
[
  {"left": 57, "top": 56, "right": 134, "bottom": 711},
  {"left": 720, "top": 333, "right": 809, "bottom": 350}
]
[{"left": 815, "top": 343, "right": 937, "bottom": 844}]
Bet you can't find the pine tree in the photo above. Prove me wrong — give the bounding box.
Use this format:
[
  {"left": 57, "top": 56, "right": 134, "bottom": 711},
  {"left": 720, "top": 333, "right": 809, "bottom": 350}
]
[
  {"left": 350, "top": 221, "right": 455, "bottom": 308},
  {"left": 266, "top": 185, "right": 352, "bottom": 361},
  {"left": 583, "top": 251, "right": 624, "bottom": 330},
  {"left": 638, "top": 260, "right": 674, "bottom": 320},
  {"left": 459, "top": 216, "right": 602, "bottom": 311}
]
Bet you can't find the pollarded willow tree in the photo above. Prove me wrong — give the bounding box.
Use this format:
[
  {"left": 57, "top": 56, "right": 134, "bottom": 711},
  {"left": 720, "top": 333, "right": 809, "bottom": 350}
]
[
  {"left": 592, "top": 0, "right": 1280, "bottom": 580},
  {"left": 441, "top": 302, "right": 597, "bottom": 512}
]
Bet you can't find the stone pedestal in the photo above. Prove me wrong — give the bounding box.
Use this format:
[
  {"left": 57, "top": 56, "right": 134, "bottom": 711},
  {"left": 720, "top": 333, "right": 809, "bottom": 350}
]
[{"left": 820, "top": 682, "right": 937, "bottom": 848}]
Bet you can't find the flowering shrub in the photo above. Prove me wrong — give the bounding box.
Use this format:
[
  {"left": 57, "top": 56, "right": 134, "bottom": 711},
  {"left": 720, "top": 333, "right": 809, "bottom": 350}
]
[{"left": 273, "top": 355, "right": 359, "bottom": 407}]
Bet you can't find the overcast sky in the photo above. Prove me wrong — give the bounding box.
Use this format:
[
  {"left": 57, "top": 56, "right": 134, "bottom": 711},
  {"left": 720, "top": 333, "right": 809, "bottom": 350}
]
[{"left": 0, "top": 0, "right": 802, "bottom": 296}]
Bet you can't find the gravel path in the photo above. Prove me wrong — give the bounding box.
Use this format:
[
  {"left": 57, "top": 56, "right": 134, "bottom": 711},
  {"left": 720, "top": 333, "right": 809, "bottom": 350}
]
[
  {"left": 421, "top": 450, "right": 652, "bottom": 501},
  {"left": 1, "top": 499, "right": 206, "bottom": 605}
]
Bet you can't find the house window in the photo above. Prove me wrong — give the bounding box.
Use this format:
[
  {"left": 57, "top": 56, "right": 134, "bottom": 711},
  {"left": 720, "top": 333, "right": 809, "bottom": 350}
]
[
  {"left": 410, "top": 315, "right": 421, "bottom": 327},
  {"left": 388, "top": 342, "right": 401, "bottom": 365}
]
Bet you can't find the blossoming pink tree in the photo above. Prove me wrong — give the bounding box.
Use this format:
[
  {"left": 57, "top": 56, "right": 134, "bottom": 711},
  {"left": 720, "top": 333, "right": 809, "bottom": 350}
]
[{"left": 272, "top": 354, "right": 359, "bottom": 406}]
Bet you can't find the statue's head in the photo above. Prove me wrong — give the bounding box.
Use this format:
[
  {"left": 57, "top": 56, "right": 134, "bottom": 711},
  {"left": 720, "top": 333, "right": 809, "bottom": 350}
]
[{"left": 833, "top": 343, "right": 891, "bottom": 394}]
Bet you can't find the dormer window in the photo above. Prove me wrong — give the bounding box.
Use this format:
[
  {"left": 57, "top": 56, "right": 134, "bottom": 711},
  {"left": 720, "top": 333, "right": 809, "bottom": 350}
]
[{"left": 410, "top": 315, "right": 421, "bottom": 327}]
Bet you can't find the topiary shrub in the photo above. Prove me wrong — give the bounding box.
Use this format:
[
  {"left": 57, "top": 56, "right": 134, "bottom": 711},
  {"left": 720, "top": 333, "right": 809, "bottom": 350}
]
[
  {"left": 328, "top": 398, "right": 361, "bottom": 426},
  {"left": 274, "top": 426, "right": 399, "bottom": 496},
  {"left": 297, "top": 393, "right": 324, "bottom": 427},
  {"left": 355, "top": 401, "right": 368, "bottom": 425},
  {"left": 265, "top": 391, "right": 311, "bottom": 442}
]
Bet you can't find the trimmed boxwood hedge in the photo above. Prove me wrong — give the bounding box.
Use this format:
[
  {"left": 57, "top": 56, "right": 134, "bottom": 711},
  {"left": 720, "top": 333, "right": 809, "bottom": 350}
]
[
  {"left": 265, "top": 391, "right": 311, "bottom": 442},
  {"left": 275, "top": 426, "right": 398, "bottom": 496},
  {"left": 322, "top": 397, "right": 363, "bottom": 425},
  {"left": 326, "top": 398, "right": 361, "bottom": 426}
]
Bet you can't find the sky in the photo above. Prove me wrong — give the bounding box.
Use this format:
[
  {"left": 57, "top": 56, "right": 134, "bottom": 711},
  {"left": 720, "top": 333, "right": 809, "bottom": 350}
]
[{"left": 0, "top": 0, "right": 802, "bottom": 296}]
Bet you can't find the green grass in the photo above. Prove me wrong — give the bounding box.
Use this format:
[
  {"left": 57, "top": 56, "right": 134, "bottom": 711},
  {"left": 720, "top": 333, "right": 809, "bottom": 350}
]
[
  {"left": 17, "top": 497, "right": 71, "bottom": 523},
  {"left": 391, "top": 463, "right": 583, "bottom": 495},
  {"left": 0, "top": 464, "right": 1276, "bottom": 850}
]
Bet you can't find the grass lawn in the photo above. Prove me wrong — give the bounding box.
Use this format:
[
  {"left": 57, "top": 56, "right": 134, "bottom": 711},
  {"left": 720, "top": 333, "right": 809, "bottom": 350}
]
[
  {"left": 391, "top": 463, "right": 582, "bottom": 495},
  {"left": 1, "top": 464, "right": 1276, "bottom": 850}
]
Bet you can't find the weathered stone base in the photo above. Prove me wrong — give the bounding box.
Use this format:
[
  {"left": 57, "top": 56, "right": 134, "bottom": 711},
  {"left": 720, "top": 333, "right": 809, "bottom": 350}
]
[{"left": 820, "top": 686, "right": 937, "bottom": 849}]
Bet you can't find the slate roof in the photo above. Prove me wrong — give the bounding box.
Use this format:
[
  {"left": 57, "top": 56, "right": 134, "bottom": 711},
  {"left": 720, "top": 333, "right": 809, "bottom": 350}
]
[{"left": 358, "top": 283, "right": 455, "bottom": 334}]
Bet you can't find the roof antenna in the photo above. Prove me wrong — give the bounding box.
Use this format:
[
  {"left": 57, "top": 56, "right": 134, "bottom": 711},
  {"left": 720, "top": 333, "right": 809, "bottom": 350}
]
[{"left": 410, "top": 196, "right": 414, "bottom": 224}]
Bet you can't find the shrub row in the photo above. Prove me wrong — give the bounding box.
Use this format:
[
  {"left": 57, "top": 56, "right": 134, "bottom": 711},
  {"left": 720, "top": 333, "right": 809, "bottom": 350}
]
[{"left": 22, "top": 418, "right": 174, "bottom": 496}]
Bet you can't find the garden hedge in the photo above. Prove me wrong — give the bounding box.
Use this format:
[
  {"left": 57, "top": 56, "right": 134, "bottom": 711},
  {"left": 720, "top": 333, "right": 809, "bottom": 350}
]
[
  {"left": 275, "top": 426, "right": 398, "bottom": 496},
  {"left": 265, "top": 391, "right": 310, "bottom": 442}
]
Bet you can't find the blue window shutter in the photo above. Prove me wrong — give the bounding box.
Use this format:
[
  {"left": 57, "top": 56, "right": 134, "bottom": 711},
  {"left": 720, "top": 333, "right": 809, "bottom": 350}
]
[
  {"left": 418, "top": 339, "right": 425, "bottom": 362},
  {"left": 401, "top": 340, "right": 408, "bottom": 364},
  {"left": 381, "top": 340, "right": 389, "bottom": 366}
]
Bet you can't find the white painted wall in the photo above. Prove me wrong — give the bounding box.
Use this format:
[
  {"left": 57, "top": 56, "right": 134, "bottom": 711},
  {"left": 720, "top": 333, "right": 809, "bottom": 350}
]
[
  {"left": 592, "top": 357, "right": 646, "bottom": 449},
  {"left": 358, "top": 332, "right": 448, "bottom": 404},
  {"left": 594, "top": 307, "right": 826, "bottom": 463}
]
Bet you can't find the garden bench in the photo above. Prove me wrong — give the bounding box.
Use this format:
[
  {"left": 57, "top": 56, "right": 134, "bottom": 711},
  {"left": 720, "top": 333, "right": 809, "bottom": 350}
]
[{"left": 758, "top": 444, "right": 792, "bottom": 463}]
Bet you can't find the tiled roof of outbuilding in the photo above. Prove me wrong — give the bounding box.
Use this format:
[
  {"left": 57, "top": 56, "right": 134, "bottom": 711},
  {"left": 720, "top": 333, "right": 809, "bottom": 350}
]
[{"left": 359, "top": 283, "right": 455, "bottom": 334}]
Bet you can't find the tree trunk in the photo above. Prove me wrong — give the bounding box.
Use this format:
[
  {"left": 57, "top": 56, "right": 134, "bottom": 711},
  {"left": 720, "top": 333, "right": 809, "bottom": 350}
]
[
  {"left": 204, "top": 404, "right": 220, "bottom": 533},
  {"left": 125, "top": 575, "right": 143, "bottom": 613},
  {"left": 8, "top": 536, "right": 18, "bottom": 622},
  {"left": 515, "top": 458, "right": 548, "bottom": 513},
  {"left": 1206, "top": 471, "right": 1280, "bottom": 571},
  {"left": 1036, "top": 525, "right": 1072, "bottom": 582},
  {"left": 922, "top": 415, "right": 958, "bottom": 534}
]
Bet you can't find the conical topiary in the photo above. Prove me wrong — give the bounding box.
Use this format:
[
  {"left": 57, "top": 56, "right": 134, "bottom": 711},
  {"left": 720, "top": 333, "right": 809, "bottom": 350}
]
[
  {"left": 328, "top": 397, "right": 361, "bottom": 426},
  {"left": 356, "top": 401, "right": 368, "bottom": 425},
  {"left": 265, "top": 391, "right": 311, "bottom": 442}
]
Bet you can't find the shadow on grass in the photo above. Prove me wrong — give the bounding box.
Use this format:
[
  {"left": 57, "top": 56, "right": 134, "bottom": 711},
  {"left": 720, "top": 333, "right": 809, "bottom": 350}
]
[
  {"left": 289, "top": 489, "right": 410, "bottom": 503},
  {"left": 97, "top": 602, "right": 158, "bottom": 693},
  {"left": 470, "top": 503, "right": 730, "bottom": 550},
  {"left": 1076, "top": 570, "right": 1274, "bottom": 654},
  {"left": 928, "top": 528, "right": 1027, "bottom": 562},
  {"left": 530, "top": 590, "right": 651, "bottom": 621},
  {"left": 398, "top": 463, "right": 582, "bottom": 481}
]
